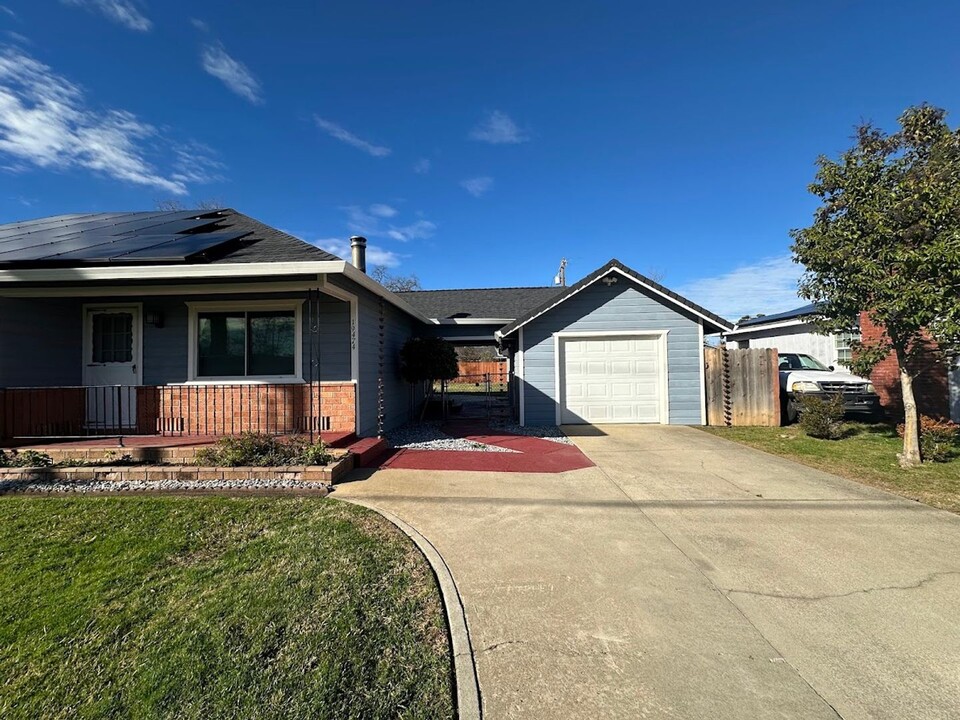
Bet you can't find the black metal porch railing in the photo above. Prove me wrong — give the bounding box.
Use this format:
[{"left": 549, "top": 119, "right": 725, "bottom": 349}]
[{"left": 0, "top": 384, "right": 349, "bottom": 441}]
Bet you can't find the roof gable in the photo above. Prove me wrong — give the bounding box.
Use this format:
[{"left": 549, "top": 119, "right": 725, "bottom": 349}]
[{"left": 497, "top": 259, "right": 733, "bottom": 337}]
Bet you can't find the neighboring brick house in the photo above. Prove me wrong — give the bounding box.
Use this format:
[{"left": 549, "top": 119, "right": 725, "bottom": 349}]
[{"left": 858, "top": 312, "right": 957, "bottom": 421}]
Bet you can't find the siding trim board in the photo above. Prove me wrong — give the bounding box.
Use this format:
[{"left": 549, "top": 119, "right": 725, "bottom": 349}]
[
  {"left": 518, "top": 326, "right": 525, "bottom": 426},
  {"left": 553, "top": 330, "right": 669, "bottom": 426},
  {"left": 698, "top": 319, "right": 707, "bottom": 425}
]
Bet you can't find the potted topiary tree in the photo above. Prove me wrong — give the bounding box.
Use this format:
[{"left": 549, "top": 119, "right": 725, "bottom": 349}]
[{"left": 399, "top": 337, "right": 459, "bottom": 421}]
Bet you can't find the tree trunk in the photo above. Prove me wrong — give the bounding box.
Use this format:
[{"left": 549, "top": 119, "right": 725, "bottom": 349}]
[{"left": 896, "top": 349, "right": 922, "bottom": 467}]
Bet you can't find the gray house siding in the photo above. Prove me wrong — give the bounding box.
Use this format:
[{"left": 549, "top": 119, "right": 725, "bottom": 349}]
[
  {"left": 329, "top": 276, "right": 425, "bottom": 436},
  {"left": 521, "top": 280, "right": 703, "bottom": 425},
  {"left": 0, "top": 298, "right": 82, "bottom": 386},
  {"left": 0, "top": 291, "right": 353, "bottom": 387}
]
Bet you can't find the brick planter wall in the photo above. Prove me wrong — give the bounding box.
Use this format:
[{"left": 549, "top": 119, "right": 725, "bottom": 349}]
[{"left": 858, "top": 312, "right": 949, "bottom": 419}]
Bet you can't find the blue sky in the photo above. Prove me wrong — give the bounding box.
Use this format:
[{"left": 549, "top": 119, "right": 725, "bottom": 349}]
[{"left": 1, "top": 1, "right": 959, "bottom": 320}]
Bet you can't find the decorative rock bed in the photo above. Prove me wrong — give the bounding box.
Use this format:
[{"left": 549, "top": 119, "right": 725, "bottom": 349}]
[
  {"left": 0, "top": 477, "right": 332, "bottom": 495},
  {"left": 385, "top": 422, "right": 518, "bottom": 453},
  {"left": 489, "top": 421, "right": 574, "bottom": 445},
  {"left": 0, "top": 452, "right": 355, "bottom": 494}
]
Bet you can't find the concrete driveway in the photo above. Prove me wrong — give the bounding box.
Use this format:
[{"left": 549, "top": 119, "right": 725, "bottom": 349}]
[{"left": 335, "top": 425, "right": 960, "bottom": 719}]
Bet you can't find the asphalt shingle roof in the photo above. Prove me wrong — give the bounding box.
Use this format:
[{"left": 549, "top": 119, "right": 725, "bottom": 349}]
[
  {"left": 397, "top": 286, "right": 564, "bottom": 320},
  {"left": 0, "top": 209, "right": 340, "bottom": 267}
]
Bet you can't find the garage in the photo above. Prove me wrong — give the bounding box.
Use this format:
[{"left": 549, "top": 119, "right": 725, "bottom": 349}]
[
  {"left": 497, "top": 259, "right": 733, "bottom": 427},
  {"left": 559, "top": 334, "right": 665, "bottom": 424}
]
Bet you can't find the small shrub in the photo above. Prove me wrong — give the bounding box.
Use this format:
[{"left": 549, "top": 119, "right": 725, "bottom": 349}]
[
  {"left": 797, "top": 394, "right": 845, "bottom": 440},
  {"left": 195, "top": 433, "right": 333, "bottom": 467},
  {"left": 897, "top": 416, "right": 959, "bottom": 463},
  {"left": 196, "top": 433, "right": 291, "bottom": 467},
  {"left": 0, "top": 449, "right": 54, "bottom": 468},
  {"left": 297, "top": 440, "right": 333, "bottom": 466}
]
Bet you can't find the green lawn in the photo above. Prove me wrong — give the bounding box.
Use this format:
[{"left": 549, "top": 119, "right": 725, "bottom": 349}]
[
  {"left": 702, "top": 423, "right": 960, "bottom": 514},
  {"left": 0, "top": 497, "right": 453, "bottom": 720}
]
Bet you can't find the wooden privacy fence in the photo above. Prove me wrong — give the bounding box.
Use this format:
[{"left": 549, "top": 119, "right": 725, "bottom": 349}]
[
  {"left": 455, "top": 360, "right": 507, "bottom": 378},
  {"left": 704, "top": 346, "right": 781, "bottom": 426}
]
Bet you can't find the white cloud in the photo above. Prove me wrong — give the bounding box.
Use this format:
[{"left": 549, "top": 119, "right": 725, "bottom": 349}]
[
  {"left": 315, "top": 237, "right": 400, "bottom": 268},
  {"left": 200, "top": 43, "right": 262, "bottom": 104},
  {"left": 386, "top": 219, "right": 436, "bottom": 242},
  {"left": 341, "top": 205, "right": 435, "bottom": 242},
  {"left": 314, "top": 116, "right": 391, "bottom": 157},
  {"left": 413, "top": 157, "right": 431, "bottom": 174},
  {"left": 677, "top": 255, "right": 803, "bottom": 322},
  {"left": 0, "top": 6, "right": 16, "bottom": 19},
  {"left": 469, "top": 110, "right": 529, "bottom": 145},
  {"left": 0, "top": 46, "right": 218, "bottom": 195},
  {"left": 190, "top": 18, "right": 208, "bottom": 32},
  {"left": 62, "top": 0, "right": 151, "bottom": 32},
  {"left": 460, "top": 176, "right": 493, "bottom": 197},
  {"left": 368, "top": 203, "right": 397, "bottom": 218}
]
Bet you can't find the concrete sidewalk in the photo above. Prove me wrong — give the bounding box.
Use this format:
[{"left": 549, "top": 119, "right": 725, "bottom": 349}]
[{"left": 335, "top": 425, "right": 960, "bottom": 719}]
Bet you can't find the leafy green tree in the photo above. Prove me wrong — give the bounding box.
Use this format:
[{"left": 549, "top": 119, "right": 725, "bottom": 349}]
[{"left": 791, "top": 105, "right": 960, "bottom": 466}]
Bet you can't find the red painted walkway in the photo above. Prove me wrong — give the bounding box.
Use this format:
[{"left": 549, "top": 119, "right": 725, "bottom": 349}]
[{"left": 377, "top": 421, "right": 594, "bottom": 473}]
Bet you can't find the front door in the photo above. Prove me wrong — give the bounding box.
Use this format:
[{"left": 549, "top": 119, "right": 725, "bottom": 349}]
[{"left": 82, "top": 306, "right": 141, "bottom": 431}]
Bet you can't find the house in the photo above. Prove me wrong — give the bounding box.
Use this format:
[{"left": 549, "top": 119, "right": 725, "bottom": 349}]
[
  {"left": 725, "top": 304, "right": 960, "bottom": 422},
  {"left": 0, "top": 210, "right": 427, "bottom": 441},
  {"left": 723, "top": 304, "right": 857, "bottom": 369},
  {"left": 0, "top": 210, "right": 733, "bottom": 441}
]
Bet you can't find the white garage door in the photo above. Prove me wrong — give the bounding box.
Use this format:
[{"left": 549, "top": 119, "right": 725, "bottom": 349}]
[{"left": 560, "top": 335, "right": 664, "bottom": 424}]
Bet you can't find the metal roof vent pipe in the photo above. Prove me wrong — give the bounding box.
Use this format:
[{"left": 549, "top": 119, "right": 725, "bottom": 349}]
[{"left": 350, "top": 235, "right": 367, "bottom": 273}]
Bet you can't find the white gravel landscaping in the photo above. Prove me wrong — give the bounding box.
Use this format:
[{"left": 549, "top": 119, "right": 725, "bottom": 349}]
[
  {"left": 490, "top": 421, "right": 574, "bottom": 445},
  {"left": 0, "top": 478, "right": 330, "bottom": 494},
  {"left": 386, "top": 422, "right": 518, "bottom": 453}
]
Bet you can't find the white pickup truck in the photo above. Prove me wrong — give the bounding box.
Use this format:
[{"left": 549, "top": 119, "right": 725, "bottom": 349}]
[{"left": 778, "top": 352, "right": 882, "bottom": 423}]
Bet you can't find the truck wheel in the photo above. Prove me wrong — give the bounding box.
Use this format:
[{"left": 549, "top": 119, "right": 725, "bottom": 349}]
[
  {"left": 780, "top": 394, "right": 797, "bottom": 426},
  {"left": 780, "top": 395, "right": 798, "bottom": 425}
]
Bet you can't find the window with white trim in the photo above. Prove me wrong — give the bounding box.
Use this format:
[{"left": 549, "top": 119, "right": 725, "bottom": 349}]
[
  {"left": 189, "top": 301, "right": 301, "bottom": 380},
  {"left": 835, "top": 331, "right": 859, "bottom": 366}
]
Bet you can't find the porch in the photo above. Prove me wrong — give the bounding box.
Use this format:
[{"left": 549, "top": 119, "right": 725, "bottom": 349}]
[
  {"left": 0, "top": 285, "right": 364, "bottom": 444},
  {"left": 0, "top": 383, "right": 356, "bottom": 445}
]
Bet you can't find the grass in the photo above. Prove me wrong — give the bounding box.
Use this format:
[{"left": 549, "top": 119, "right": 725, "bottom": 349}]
[
  {"left": 0, "top": 496, "right": 453, "bottom": 720},
  {"left": 702, "top": 422, "right": 960, "bottom": 513}
]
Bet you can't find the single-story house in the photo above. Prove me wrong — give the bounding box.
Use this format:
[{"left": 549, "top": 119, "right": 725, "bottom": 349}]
[
  {"left": 0, "top": 209, "right": 732, "bottom": 441},
  {"left": 724, "top": 304, "right": 856, "bottom": 369},
  {"left": 725, "top": 304, "right": 960, "bottom": 422}
]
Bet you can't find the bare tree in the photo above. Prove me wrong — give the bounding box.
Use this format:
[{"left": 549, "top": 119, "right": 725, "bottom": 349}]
[{"left": 371, "top": 265, "right": 422, "bottom": 292}]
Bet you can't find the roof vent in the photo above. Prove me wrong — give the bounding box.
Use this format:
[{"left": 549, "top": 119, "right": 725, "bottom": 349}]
[{"left": 350, "top": 236, "right": 367, "bottom": 273}]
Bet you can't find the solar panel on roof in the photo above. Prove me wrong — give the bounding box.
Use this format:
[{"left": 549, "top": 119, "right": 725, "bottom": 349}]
[
  {"left": 0, "top": 211, "right": 234, "bottom": 265},
  {"left": 111, "top": 231, "right": 248, "bottom": 261}
]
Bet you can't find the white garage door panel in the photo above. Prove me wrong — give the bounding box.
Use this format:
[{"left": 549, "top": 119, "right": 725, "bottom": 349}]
[{"left": 561, "top": 336, "right": 663, "bottom": 424}]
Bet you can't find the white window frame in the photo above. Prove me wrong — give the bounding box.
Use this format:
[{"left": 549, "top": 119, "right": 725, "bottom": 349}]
[
  {"left": 835, "top": 330, "right": 860, "bottom": 367},
  {"left": 553, "top": 330, "right": 670, "bottom": 426},
  {"left": 186, "top": 300, "right": 303, "bottom": 383}
]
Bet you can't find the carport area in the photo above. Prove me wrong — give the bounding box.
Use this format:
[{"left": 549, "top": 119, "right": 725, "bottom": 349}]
[{"left": 336, "top": 424, "right": 960, "bottom": 719}]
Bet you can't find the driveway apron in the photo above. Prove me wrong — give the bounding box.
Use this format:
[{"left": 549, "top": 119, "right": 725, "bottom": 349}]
[{"left": 335, "top": 425, "right": 960, "bottom": 719}]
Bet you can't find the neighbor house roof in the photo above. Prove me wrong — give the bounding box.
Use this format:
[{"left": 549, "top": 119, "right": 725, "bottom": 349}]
[
  {"left": 0, "top": 209, "right": 339, "bottom": 267},
  {"left": 398, "top": 286, "right": 564, "bottom": 321},
  {"left": 497, "top": 258, "right": 733, "bottom": 337},
  {"left": 731, "top": 303, "right": 818, "bottom": 330}
]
